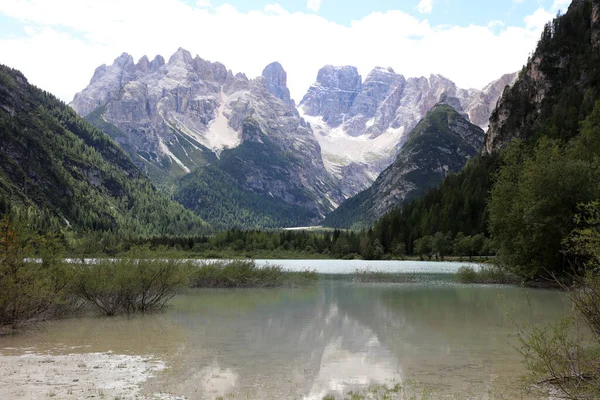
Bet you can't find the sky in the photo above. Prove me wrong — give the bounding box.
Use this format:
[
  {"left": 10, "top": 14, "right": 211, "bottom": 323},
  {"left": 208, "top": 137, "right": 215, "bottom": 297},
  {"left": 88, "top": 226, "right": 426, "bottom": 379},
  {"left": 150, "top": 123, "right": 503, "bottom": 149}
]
[{"left": 0, "top": 0, "right": 572, "bottom": 103}]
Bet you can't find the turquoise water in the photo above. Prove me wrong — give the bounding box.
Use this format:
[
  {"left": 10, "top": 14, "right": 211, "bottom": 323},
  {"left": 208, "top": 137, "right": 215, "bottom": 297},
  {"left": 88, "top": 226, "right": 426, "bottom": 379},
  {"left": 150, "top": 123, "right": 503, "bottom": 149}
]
[{"left": 0, "top": 262, "right": 566, "bottom": 399}]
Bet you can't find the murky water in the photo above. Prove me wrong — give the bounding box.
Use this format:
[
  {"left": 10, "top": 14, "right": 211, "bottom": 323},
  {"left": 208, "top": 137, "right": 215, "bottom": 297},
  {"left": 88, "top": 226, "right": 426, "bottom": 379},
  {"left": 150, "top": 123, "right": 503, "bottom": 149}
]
[{"left": 0, "top": 261, "right": 568, "bottom": 399}]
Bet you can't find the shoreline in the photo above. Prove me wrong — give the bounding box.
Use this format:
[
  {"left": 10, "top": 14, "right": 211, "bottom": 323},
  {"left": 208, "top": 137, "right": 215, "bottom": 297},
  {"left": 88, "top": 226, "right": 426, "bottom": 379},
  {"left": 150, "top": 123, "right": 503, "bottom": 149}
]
[{"left": 0, "top": 351, "right": 171, "bottom": 399}]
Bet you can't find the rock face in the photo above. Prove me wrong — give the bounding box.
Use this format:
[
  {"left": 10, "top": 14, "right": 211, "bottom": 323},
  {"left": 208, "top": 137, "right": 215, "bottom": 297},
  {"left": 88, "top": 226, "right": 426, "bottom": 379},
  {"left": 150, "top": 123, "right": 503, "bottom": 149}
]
[
  {"left": 71, "top": 49, "right": 343, "bottom": 223},
  {"left": 262, "top": 62, "right": 293, "bottom": 107},
  {"left": 483, "top": 0, "right": 596, "bottom": 154},
  {"left": 300, "top": 65, "right": 363, "bottom": 127},
  {"left": 592, "top": 0, "right": 599, "bottom": 49},
  {"left": 323, "top": 104, "right": 485, "bottom": 228},
  {"left": 299, "top": 66, "right": 516, "bottom": 196},
  {"left": 72, "top": 48, "right": 515, "bottom": 228}
]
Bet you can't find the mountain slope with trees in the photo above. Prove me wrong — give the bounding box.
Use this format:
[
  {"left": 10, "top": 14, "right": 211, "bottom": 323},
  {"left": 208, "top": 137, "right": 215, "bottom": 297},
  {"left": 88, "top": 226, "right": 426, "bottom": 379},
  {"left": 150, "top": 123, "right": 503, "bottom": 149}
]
[
  {"left": 323, "top": 104, "right": 484, "bottom": 228},
  {"left": 0, "top": 64, "right": 206, "bottom": 235},
  {"left": 357, "top": 0, "right": 600, "bottom": 279}
]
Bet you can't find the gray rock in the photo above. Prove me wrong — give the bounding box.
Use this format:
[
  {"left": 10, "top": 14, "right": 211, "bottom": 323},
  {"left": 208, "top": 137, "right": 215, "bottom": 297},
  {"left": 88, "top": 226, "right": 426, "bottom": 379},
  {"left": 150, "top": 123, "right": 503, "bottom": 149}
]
[
  {"left": 299, "top": 66, "right": 516, "bottom": 198},
  {"left": 71, "top": 49, "right": 343, "bottom": 219},
  {"left": 262, "top": 62, "right": 294, "bottom": 107},
  {"left": 324, "top": 104, "right": 485, "bottom": 227},
  {"left": 299, "top": 65, "right": 362, "bottom": 127}
]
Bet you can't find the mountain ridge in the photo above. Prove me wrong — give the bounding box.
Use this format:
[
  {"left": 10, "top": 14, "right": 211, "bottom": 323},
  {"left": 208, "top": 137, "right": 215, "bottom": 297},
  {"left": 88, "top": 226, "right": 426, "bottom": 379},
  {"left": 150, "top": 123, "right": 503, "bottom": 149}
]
[
  {"left": 323, "top": 103, "right": 485, "bottom": 228},
  {"left": 0, "top": 64, "right": 206, "bottom": 235},
  {"left": 71, "top": 49, "right": 515, "bottom": 228}
]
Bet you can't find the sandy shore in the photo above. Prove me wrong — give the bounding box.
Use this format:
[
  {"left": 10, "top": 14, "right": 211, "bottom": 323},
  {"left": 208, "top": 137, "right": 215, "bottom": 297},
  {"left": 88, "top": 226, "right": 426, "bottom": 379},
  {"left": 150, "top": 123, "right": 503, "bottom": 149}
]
[{"left": 0, "top": 352, "right": 180, "bottom": 399}]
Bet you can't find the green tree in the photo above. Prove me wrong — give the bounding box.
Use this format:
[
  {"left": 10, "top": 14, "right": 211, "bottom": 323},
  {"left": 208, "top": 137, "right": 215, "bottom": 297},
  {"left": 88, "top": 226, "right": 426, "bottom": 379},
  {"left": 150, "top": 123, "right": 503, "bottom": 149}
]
[
  {"left": 431, "top": 231, "right": 451, "bottom": 260},
  {"left": 414, "top": 235, "right": 433, "bottom": 260},
  {"left": 0, "top": 216, "right": 70, "bottom": 329},
  {"left": 489, "top": 136, "right": 600, "bottom": 278}
]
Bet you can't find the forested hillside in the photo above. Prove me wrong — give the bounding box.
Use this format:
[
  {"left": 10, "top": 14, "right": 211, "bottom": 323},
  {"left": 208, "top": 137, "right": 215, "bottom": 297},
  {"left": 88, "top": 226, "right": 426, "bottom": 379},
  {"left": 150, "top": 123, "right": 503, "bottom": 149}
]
[
  {"left": 0, "top": 65, "right": 206, "bottom": 236},
  {"left": 323, "top": 104, "right": 485, "bottom": 228},
  {"left": 174, "top": 164, "right": 318, "bottom": 230},
  {"left": 358, "top": 0, "right": 600, "bottom": 278}
]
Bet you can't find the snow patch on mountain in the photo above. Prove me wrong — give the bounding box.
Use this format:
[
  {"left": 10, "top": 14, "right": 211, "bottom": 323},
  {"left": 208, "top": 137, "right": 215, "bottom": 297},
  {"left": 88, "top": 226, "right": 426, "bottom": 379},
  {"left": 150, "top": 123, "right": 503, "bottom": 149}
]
[{"left": 205, "top": 91, "right": 241, "bottom": 155}]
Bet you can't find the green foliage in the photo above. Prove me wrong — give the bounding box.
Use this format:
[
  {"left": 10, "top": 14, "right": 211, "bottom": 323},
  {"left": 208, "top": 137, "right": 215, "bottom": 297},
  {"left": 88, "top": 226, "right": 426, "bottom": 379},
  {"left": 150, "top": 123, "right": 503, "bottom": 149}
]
[
  {"left": 489, "top": 103, "right": 600, "bottom": 278},
  {"left": 453, "top": 233, "right": 488, "bottom": 259},
  {"left": 0, "top": 216, "right": 74, "bottom": 329},
  {"left": 175, "top": 165, "right": 317, "bottom": 229},
  {"left": 518, "top": 272, "right": 600, "bottom": 399},
  {"left": 324, "top": 105, "right": 484, "bottom": 229},
  {"left": 0, "top": 64, "right": 206, "bottom": 236},
  {"left": 364, "top": 155, "right": 500, "bottom": 256},
  {"left": 190, "top": 260, "right": 317, "bottom": 288},
  {"left": 74, "top": 248, "right": 192, "bottom": 316},
  {"left": 456, "top": 265, "right": 519, "bottom": 284},
  {"left": 563, "top": 202, "right": 600, "bottom": 272},
  {"left": 413, "top": 236, "right": 433, "bottom": 260},
  {"left": 490, "top": 1, "right": 599, "bottom": 147},
  {"left": 517, "top": 196, "right": 600, "bottom": 399}
]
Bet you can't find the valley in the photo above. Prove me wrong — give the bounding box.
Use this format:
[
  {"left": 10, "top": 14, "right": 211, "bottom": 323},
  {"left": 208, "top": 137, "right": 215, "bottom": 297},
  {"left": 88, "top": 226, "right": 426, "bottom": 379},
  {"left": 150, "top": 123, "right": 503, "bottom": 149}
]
[{"left": 1, "top": 0, "right": 600, "bottom": 399}]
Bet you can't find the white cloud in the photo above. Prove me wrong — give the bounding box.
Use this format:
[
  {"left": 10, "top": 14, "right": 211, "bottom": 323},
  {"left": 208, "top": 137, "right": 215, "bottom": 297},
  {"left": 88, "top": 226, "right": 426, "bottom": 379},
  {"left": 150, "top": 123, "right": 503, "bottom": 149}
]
[
  {"left": 551, "top": 0, "right": 571, "bottom": 13},
  {"left": 524, "top": 7, "right": 553, "bottom": 31},
  {"left": 0, "top": 0, "right": 555, "bottom": 104},
  {"left": 488, "top": 20, "right": 505, "bottom": 28},
  {"left": 417, "top": 0, "right": 433, "bottom": 14},
  {"left": 195, "top": 0, "right": 211, "bottom": 7},
  {"left": 307, "top": 0, "right": 322, "bottom": 13}
]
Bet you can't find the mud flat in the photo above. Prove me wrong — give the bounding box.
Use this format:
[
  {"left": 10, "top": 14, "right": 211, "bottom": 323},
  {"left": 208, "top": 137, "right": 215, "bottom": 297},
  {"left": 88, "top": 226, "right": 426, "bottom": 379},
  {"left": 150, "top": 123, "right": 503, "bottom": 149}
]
[{"left": 0, "top": 351, "right": 176, "bottom": 399}]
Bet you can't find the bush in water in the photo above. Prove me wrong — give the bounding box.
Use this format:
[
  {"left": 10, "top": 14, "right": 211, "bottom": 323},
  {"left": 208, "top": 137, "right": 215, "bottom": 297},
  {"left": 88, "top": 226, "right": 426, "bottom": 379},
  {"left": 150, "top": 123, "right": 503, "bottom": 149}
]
[
  {"left": 190, "top": 260, "right": 317, "bottom": 288},
  {"left": 74, "top": 247, "right": 191, "bottom": 316}
]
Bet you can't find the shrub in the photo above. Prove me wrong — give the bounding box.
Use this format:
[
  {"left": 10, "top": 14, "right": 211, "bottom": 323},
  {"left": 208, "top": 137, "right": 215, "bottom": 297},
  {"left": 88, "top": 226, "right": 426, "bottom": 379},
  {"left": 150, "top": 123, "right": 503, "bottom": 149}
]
[
  {"left": 190, "top": 260, "right": 317, "bottom": 288},
  {"left": 456, "top": 266, "right": 478, "bottom": 283},
  {"left": 0, "top": 217, "right": 73, "bottom": 329},
  {"left": 74, "top": 247, "right": 191, "bottom": 316},
  {"left": 456, "top": 265, "right": 519, "bottom": 284},
  {"left": 518, "top": 273, "right": 600, "bottom": 399}
]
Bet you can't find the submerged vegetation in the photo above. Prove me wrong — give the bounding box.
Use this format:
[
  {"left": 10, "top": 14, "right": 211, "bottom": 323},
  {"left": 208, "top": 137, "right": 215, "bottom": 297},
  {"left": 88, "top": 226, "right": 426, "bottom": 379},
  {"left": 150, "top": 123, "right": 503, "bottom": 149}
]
[
  {"left": 190, "top": 260, "right": 317, "bottom": 288},
  {"left": 0, "top": 217, "right": 317, "bottom": 330},
  {"left": 353, "top": 269, "right": 418, "bottom": 284},
  {"left": 455, "top": 265, "right": 520, "bottom": 285}
]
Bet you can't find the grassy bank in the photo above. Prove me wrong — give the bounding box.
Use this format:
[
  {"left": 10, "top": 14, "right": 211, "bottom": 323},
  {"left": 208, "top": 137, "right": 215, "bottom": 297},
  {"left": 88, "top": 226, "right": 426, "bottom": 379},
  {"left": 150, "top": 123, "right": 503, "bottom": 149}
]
[
  {"left": 191, "top": 260, "right": 317, "bottom": 288},
  {"left": 0, "top": 253, "right": 317, "bottom": 332},
  {"left": 456, "top": 265, "right": 520, "bottom": 284}
]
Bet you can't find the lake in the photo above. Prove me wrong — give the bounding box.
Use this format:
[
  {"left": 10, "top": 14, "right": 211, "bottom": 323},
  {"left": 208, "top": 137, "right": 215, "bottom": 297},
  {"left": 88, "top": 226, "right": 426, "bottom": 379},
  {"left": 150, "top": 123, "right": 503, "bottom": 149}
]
[{"left": 0, "top": 260, "right": 567, "bottom": 399}]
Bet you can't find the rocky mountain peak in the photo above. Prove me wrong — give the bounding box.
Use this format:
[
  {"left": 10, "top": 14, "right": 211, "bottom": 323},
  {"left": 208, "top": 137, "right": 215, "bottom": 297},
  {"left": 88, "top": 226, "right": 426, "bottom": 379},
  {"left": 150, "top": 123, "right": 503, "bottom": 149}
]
[
  {"left": 168, "top": 47, "right": 194, "bottom": 65},
  {"left": 315, "top": 65, "right": 362, "bottom": 92},
  {"left": 299, "top": 65, "right": 362, "bottom": 127},
  {"left": 438, "top": 93, "right": 469, "bottom": 120},
  {"left": 298, "top": 63, "right": 515, "bottom": 198},
  {"left": 150, "top": 55, "right": 165, "bottom": 71},
  {"left": 323, "top": 102, "right": 485, "bottom": 228},
  {"left": 136, "top": 55, "right": 150, "bottom": 72},
  {"left": 261, "top": 62, "right": 293, "bottom": 106},
  {"left": 114, "top": 52, "right": 134, "bottom": 68}
]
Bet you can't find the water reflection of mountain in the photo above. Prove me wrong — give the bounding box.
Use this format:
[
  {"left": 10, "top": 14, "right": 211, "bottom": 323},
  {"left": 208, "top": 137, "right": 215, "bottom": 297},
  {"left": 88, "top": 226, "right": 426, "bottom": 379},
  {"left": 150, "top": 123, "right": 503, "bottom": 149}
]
[
  {"left": 148, "top": 284, "right": 403, "bottom": 399},
  {"left": 332, "top": 283, "right": 569, "bottom": 397}
]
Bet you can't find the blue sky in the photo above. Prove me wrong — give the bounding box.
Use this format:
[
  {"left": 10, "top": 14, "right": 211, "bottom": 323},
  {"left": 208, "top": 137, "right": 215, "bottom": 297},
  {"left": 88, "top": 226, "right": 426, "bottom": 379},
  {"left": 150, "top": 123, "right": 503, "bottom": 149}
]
[
  {"left": 183, "top": 0, "right": 563, "bottom": 27},
  {"left": 0, "top": 0, "right": 571, "bottom": 102}
]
